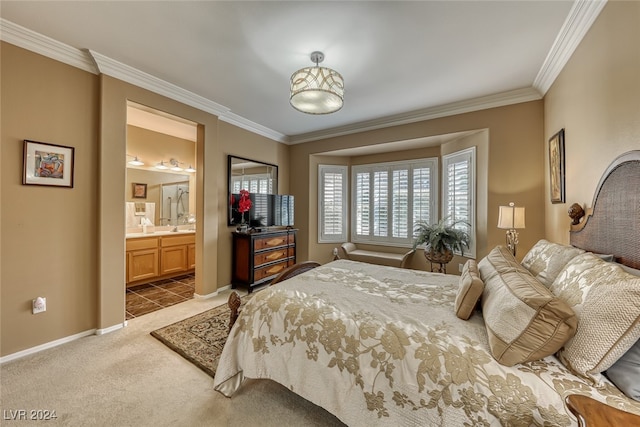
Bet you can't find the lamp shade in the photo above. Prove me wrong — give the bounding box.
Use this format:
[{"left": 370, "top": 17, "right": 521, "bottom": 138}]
[
  {"left": 290, "top": 52, "right": 344, "bottom": 115},
  {"left": 497, "top": 204, "right": 525, "bottom": 229}
]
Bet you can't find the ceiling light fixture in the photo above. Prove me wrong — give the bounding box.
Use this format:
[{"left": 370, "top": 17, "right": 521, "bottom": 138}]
[{"left": 290, "top": 51, "right": 344, "bottom": 115}]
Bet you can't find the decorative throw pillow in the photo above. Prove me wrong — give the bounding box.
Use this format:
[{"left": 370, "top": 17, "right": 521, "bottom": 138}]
[
  {"left": 550, "top": 253, "right": 640, "bottom": 379},
  {"left": 478, "top": 246, "right": 577, "bottom": 366},
  {"left": 521, "top": 239, "right": 585, "bottom": 287},
  {"left": 454, "top": 259, "right": 484, "bottom": 320},
  {"left": 606, "top": 339, "right": 640, "bottom": 401}
]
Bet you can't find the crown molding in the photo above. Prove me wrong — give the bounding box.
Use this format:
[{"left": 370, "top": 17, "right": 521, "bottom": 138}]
[
  {"left": 89, "top": 50, "right": 288, "bottom": 142},
  {"left": 534, "top": 0, "right": 607, "bottom": 95},
  {"left": 89, "top": 50, "right": 231, "bottom": 117},
  {"left": 218, "top": 113, "right": 288, "bottom": 143},
  {"left": 0, "top": 18, "right": 98, "bottom": 74},
  {"left": 288, "top": 87, "right": 542, "bottom": 144}
]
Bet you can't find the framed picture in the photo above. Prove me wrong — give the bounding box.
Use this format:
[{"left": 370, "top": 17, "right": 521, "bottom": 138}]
[
  {"left": 132, "top": 183, "right": 147, "bottom": 199},
  {"left": 549, "top": 129, "right": 565, "bottom": 203},
  {"left": 23, "top": 140, "right": 75, "bottom": 188}
]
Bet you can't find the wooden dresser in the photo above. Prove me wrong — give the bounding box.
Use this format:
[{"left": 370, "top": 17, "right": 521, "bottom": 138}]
[{"left": 232, "top": 228, "right": 297, "bottom": 292}]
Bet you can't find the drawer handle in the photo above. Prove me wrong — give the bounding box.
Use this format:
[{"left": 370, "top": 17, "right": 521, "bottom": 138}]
[
  {"left": 266, "top": 251, "right": 285, "bottom": 261},
  {"left": 266, "top": 264, "right": 285, "bottom": 275}
]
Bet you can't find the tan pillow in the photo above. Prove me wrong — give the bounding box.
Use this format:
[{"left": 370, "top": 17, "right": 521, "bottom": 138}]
[
  {"left": 550, "top": 253, "right": 640, "bottom": 379},
  {"left": 478, "top": 246, "right": 577, "bottom": 366},
  {"left": 521, "top": 239, "right": 585, "bottom": 287},
  {"left": 454, "top": 260, "right": 484, "bottom": 320}
]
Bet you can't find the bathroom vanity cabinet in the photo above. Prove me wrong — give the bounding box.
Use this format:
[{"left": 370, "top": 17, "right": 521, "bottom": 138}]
[{"left": 126, "top": 232, "right": 195, "bottom": 287}]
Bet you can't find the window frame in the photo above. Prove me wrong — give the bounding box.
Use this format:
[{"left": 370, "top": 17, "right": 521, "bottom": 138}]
[
  {"left": 318, "top": 164, "right": 348, "bottom": 243},
  {"left": 351, "top": 158, "right": 438, "bottom": 247}
]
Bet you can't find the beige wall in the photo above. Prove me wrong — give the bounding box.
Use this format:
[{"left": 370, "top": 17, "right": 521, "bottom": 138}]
[
  {"left": 544, "top": 0, "right": 640, "bottom": 243},
  {"left": 217, "top": 122, "right": 289, "bottom": 287},
  {"left": 293, "top": 101, "right": 545, "bottom": 266},
  {"left": 1, "top": 43, "right": 100, "bottom": 355}
]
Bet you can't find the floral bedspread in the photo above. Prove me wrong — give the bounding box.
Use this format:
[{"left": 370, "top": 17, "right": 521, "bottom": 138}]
[{"left": 213, "top": 260, "right": 640, "bottom": 426}]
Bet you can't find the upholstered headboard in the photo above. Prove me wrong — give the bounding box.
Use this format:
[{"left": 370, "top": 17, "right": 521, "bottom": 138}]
[{"left": 569, "top": 151, "right": 640, "bottom": 269}]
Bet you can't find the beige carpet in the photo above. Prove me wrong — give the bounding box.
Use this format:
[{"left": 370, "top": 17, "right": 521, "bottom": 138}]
[
  {"left": 0, "top": 289, "right": 345, "bottom": 426},
  {"left": 150, "top": 295, "right": 248, "bottom": 378}
]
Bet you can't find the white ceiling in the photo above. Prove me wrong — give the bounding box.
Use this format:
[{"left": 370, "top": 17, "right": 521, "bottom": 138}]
[{"left": 1, "top": 1, "right": 604, "bottom": 144}]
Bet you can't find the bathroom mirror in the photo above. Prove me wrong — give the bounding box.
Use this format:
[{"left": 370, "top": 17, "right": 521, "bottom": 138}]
[
  {"left": 228, "top": 155, "right": 278, "bottom": 226},
  {"left": 126, "top": 168, "right": 191, "bottom": 227}
]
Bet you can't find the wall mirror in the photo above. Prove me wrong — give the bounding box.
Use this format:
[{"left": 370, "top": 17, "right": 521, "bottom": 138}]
[
  {"left": 228, "top": 155, "right": 278, "bottom": 226},
  {"left": 126, "top": 167, "right": 192, "bottom": 227}
]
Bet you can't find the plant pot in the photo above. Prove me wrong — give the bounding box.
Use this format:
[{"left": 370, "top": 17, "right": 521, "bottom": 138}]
[{"left": 424, "top": 247, "right": 454, "bottom": 264}]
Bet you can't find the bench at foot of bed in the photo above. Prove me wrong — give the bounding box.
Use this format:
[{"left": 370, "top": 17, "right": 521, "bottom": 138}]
[{"left": 341, "top": 242, "right": 414, "bottom": 268}]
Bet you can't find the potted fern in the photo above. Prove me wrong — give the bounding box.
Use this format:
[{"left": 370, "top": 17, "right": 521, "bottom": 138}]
[{"left": 412, "top": 218, "right": 471, "bottom": 265}]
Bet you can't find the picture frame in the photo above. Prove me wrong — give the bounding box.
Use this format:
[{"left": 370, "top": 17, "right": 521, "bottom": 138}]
[
  {"left": 548, "top": 129, "right": 565, "bottom": 203},
  {"left": 23, "top": 140, "right": 75, "bottom": 188},
  {"left": 132, "top": 183, "right": 147, "bottom": 199}
]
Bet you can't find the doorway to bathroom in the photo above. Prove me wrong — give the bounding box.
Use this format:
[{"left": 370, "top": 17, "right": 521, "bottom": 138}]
[{"left": 124, "top": 102, "right": 198, "bottom": 319}]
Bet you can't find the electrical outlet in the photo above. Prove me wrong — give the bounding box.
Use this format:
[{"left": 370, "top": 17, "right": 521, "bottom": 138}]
[
  {"left": 458, "top": 263, "right": 464, "bottom": 273},
  {"left": 32, "top": 297, "right": 46, "bottom": 314}
]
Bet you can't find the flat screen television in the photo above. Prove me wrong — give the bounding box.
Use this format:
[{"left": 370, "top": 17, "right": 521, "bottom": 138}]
[{"left": 230, "top": 193, "right": 294, "bottom": 228}]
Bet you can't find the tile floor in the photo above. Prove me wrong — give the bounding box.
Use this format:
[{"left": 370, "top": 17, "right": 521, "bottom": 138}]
[{"left": 125, "top": 274, "right": 195, "bottom": 319}]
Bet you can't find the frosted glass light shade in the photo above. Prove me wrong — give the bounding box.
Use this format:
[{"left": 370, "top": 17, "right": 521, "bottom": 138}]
[
  {"left": 127, "top": 156, "right": 144, "bottom": 166},
  {"left": 290, "top": 66, "right": 344, "bottom": 114},
  {"left": 497, "top": 204, "right": 526, "bottom": 229}
]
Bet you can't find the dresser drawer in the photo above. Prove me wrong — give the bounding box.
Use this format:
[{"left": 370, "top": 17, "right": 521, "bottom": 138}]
[
  {"left": 254, "top": 247, "right": 295, "bottom": 266},
  {"left": 126, "top": 237, "right": 159, "bottom": 251},
  {"left": 254, "top": 234, "right": 292, "bottom": 250},
  {"left": 254, "top": 259, "right": 294, "bottom": 282},
  {"left": 161, "top": 234, "right": 195, "bottom": 247}
]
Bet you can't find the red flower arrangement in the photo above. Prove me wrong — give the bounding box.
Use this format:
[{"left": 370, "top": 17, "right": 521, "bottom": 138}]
[
  {"left": 237, "top": 189, "right": 252, "bottom": 214},
  {"left": 231, "top": 189, "right": 252, "bottom": 225}
]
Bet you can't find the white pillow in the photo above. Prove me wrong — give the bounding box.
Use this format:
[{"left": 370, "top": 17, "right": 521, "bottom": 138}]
[
  {"left": 550, "top": 253, "right": 640, "bottom": 380},
  {"left": 521, "top": 239, "right": 585, "bottom": 287}
]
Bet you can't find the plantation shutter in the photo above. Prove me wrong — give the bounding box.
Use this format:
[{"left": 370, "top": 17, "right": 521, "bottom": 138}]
[
  {"left": 351, "top": 158, "right": 437, "bottom": 245},
  {"left": 318, "top": 165, "right": 348, "bottom": 243},
  {"left": 442, "top": 147, "right": 475, "bottom": 257}
]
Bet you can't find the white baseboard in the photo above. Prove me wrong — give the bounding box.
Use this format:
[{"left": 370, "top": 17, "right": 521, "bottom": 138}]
[
  {"left": 0, "top": 329, "right": 96, "bottom": 364},
  {"left": 1, "top": 321, "right": 127, "bottom": 364},
  {"left": 193, "top": 289, "right": 219, "bottom": 299},
  {"left": 95, "top": 321, "right": 127, "bottom": 335},
  {"left": 216, "top": 284, "right": 232, "bottom": 293}
]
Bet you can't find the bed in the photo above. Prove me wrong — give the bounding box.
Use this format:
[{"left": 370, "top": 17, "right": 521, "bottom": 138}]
[{"left": 214, "top": 151, "right": 640, "bottom": 426}]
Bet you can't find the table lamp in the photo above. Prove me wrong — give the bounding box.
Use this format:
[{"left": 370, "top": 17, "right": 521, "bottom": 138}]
[{"left": 497, "top": 202, "right": 525, "bottom": 256}]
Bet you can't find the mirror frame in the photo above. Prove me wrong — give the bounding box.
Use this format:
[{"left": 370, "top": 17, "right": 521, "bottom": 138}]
[{"left": 227, "top": 155, "right": 278, "bottom": 226}]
